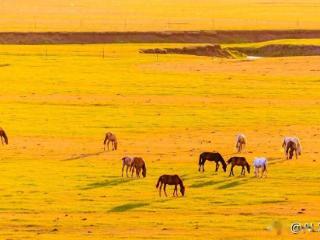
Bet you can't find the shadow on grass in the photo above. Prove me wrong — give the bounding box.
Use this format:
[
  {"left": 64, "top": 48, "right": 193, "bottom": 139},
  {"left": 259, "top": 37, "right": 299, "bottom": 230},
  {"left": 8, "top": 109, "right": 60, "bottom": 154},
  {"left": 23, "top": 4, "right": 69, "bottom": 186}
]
[
  {"left": 62, "top": 151, "right": 104, "bottom": 161},
  {"left": 217, "top": 178, "right": 249, "bottom": 190},
  {"left": 109, "top": 202, "right": 149, "bottom": 212},
  {"left": 190, "top": 179, "right": 228, "bottom": 188},
  {"left": 82, "top": 178, "right": 132, "bottom": 190}
]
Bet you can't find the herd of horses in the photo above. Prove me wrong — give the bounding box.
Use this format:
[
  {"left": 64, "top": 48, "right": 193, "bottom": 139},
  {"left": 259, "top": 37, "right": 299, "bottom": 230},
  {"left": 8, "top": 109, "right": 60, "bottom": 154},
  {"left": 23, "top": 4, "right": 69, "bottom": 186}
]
[{"left": 0, "top": 128, "right": 302, "bottom": 198}]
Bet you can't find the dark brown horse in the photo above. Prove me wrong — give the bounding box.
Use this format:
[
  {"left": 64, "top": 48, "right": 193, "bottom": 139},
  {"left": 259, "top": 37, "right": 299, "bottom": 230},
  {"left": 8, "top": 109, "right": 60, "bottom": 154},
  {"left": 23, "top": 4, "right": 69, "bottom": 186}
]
[
  {"left": 198, "top": 152, "right": 227, "bottom": 172},
  {"left": 130, "top": 157, "right": 147, "bottom": 178},
  {"left": 156, "top": 175, "right": 185, "bottom": 197},
  {"left": 103, "top": 132, "right": 117, "bottom": 151},
  {"left": 286, "top": 140, "right": 298, "bottom": 159},
  {"left": 227, "top": 157, "right": 250, "bottom": 176},
  {"left": 0, "top": 128, "right": 8, "bottom": 145}
]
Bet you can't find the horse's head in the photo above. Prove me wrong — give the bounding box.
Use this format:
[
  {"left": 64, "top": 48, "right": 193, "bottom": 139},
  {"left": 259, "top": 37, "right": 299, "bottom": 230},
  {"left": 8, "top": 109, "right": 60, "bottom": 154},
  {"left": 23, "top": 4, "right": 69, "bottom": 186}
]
[
  {"left": 222, "top": 163, "right": 227, "bottom": 172},
  {"left": 142, "top": 166, "right": 147, "bottom": 178},
  {"left": 246, "top": 163, "right": 251, "bottom": 173},
  {"left": 180, "top": 186, "right": 185, "bottom": 196}
]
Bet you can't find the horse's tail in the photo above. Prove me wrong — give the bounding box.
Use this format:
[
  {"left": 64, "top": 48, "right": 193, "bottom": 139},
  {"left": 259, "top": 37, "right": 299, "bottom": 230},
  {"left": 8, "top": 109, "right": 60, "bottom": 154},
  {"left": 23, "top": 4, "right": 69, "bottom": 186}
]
[
  {"left": 156, "top": 176, "right": 162, "bottom": 188},
  {"left": 1, "top": 130, "right": 8, "bottom": 144},
  {"left": 142, "top": 163, "right": 146, "bottom": 177}
]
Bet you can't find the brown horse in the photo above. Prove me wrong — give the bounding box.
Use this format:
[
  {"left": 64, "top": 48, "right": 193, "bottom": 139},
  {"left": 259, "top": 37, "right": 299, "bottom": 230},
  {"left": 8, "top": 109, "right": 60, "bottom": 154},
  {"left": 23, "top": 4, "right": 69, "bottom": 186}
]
[
  {"left": 0, "top": 128, "right": 8, "bottom": 145},
  {"left": 236, "top": 134, "right": 246, "bottom": 153},
  {"left": 198, "top": 152, "right": 227, "bottom": 172},
  {"left": 286, "top": 140, "right": 297, "bottom": 160},
  {"left": 103, "top": 132, "right": 117, "bottom": 151},
  {"left": 156, "top": 175, "right": 185, "bottom": 197},
  {"left": 130, "top": 157, "right": 147, "bottom": 178},
  {"left": 227, "top": 157, "right": 250, "bottom": 176}
]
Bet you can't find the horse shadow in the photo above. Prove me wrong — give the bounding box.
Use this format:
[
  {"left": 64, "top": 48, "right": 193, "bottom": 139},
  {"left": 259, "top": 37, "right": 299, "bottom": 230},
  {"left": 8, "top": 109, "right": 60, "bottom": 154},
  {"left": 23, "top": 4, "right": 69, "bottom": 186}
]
[
  {"left": 190, "top": 179, "right": 230, "bottom": 188},
  {"left": 81, "top": 177, "right": 134, "bottom": 190},
  {"left": 108, "top": 202, "right": 150, "bottom": 212},
  {"left": 217, "top": 178, "right": 250, "bottom": 190},
  {"left": 62, "top": 151, "right": 105, "bottom": 161}
]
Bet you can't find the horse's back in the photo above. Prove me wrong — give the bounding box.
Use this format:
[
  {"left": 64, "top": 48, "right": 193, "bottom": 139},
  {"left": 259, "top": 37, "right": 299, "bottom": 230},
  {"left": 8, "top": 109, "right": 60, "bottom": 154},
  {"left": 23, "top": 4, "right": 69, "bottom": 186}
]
[{"left": 253, "top": 157, "right": 267, "bottom": 167}]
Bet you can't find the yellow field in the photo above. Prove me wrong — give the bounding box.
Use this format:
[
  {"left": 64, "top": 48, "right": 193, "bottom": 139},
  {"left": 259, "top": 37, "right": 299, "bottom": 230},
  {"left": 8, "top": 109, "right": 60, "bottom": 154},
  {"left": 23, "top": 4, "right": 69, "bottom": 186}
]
[
  {"left": 0, "top": 44, "right": 320, "bottom": 239},
  {"left": 1, "top": 0, "right": 320, "bottom": 31}
]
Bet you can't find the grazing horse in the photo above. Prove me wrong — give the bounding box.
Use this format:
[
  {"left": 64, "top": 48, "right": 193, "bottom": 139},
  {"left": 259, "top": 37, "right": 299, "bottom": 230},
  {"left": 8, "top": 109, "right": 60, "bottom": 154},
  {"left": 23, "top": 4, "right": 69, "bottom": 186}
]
[
  {"left": 286, "top": 140, "right": 298, "bottom": 159},
  {"left": 253, "top": 157, "right": 267, "bottom": 178},
  {"left": 282, "top": 136, "right": 301, "bottom": 157},
  {"left": 121, "top": 156, "right": 134, "bottom": 177},
  {"left": 103, "top": 132, "right": 117, "bottom": 151},
  {"left": 236, "top": 134, "right": 246, "bottom": 153},
  {"left": 198, "top": 152, "right": 227, "bottom": 172},
  {"left": 0, "top": 128, "right": 8, "bottom": 145},
  {"left": 227, "top": 157, "right": 250, "bottom": 176},
  {"left": 130, "top": 157, "right": 147, "bottom": 178},
  {"left": 156, "top": 174, "right": 185, "bottom": 197}
]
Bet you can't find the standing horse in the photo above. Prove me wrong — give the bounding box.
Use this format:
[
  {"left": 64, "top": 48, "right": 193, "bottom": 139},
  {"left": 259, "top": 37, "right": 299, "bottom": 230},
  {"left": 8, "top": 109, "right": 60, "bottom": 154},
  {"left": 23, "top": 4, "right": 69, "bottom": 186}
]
[
  {"left": 103, "top": 132, "right": 117, "bottom": 151},
  {"left": 286, "top": 140, "right": 298, "bottom": 160},
  {"left": 282, "top": 136, "right": 301, "bottom": 157},
  {"left": 236, "top": 134, "right": 246, "bottom": 153},
  {"left": 198, "top": 152, "right": 227, "bottom": 172},
  {"left": 0, "top": 128, "right": 8, "bottom": 145},
  {"left": 253, "top": 157, "right": 267, "bottom": 178},
  {"left": 121, "top": 156, "right": 134, "bottom": 177},
  {"left": 227, "top": 157, "right": 250, "bottom": 176},
  {"left": 156, "top": 175, "right": 185, "bottom": 197},
  {"left": 130, "top": 157, "right": 147, "bottom": 178}
]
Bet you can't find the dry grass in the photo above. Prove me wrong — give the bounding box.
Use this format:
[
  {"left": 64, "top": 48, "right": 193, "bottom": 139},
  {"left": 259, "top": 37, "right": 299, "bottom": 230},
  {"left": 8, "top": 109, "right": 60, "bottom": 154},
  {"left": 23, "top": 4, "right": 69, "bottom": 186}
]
[{"left": 0, "top": 44, "right": 320, "bottom": 239}]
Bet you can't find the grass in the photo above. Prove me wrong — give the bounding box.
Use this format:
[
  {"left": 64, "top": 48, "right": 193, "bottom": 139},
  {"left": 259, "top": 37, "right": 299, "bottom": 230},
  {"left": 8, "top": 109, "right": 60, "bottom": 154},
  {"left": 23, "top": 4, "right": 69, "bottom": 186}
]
[
  {"left": 2, "top": 0, "right": 320, "bottom": 31},
  {"left": 0, "top": 43, "right": 319, "bottom": 239}
]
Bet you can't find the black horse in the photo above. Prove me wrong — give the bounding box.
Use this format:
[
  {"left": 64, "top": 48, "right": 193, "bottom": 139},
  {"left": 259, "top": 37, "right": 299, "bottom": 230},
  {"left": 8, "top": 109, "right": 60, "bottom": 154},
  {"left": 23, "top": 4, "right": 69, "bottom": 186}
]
[{"left": 198, "top": 152, "right": 227, "bottom": 172}]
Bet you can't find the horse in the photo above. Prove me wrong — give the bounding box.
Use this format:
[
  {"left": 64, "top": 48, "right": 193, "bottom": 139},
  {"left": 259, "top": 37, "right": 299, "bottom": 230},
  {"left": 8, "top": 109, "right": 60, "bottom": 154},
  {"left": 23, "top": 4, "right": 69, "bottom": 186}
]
[
  {"left": 286, "top": 140, "right": 298, "bottom": 160},
  {"left": 130, "top": 157, "right": 147, "bottom": 178},
  {"left": 156, "top": 175, "right": 185, "bottom": 197},
  {"left": 282, "top": 136, "right": 301, "bottom": 157},
  {"left": 121, "top": 156, "right": 134, "bottom": 177},
  {"left": 198, "top": 152, "right": 227, "bottom": 172},
  {"left": 103, "top": 132, "right": 117, "bottom": 151},
  {"left": 227, "top": 157, "right": 250, "bottom": 177},
  {"left": 253, "top": 157, "right": 267, "bottom": 178},
  {"left": 0, "top": 128, "right": 8, "bottom": 145},
  {"left": 236, "top": 134, "right": 246, "bottom": 153}
]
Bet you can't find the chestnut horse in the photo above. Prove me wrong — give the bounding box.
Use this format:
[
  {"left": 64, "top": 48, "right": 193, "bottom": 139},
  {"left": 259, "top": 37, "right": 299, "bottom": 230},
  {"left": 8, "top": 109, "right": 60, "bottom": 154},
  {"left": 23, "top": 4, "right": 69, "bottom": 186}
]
[
  {"left": 286, "top": 140, "right": 298, "bottom": 160},
  {"left": 0, "top": 128, "right": 8, "bottom": 145},
  {"left": 130, "top": 157, "right": 147, "bottom": 178},
  {"left": 103, "top": 132, "right": 117, "bottom": 151},
  {"left": 236, "top": 134, "right": 246, "bottom": 153},
  {"left": 156, "top": 174, "right": 185, "bottom": 197},
  {"left": 198, "top": 152, "right": 227, "bottom": 172},
  {"left": 282, "top": 137, "right": 301, "bottom": 157},
  {"left": 227, "top": 157, "right": 250, "bottom": 176}
]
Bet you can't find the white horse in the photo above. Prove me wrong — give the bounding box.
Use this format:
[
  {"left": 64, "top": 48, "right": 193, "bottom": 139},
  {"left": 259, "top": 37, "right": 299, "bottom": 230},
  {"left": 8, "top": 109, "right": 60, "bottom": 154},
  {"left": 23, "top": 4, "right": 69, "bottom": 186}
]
[
  {"left": 121, "top": 156, "right": 134, "bottom": 177},
  {"left": 253, "top": 157, "right": 267, "bottom": 178},
  {"left": 236, "top": 134, "right": 246, "bottom": 153},
  {"left": 282, "top": 137, "right": 301, "bottom": 156}
]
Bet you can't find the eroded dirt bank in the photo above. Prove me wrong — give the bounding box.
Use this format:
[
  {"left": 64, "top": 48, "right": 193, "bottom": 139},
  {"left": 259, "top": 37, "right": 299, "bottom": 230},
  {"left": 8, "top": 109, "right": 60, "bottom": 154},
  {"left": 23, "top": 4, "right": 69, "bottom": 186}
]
[{"left": 1, "top": 30, "right": 320, "bottom": 44}]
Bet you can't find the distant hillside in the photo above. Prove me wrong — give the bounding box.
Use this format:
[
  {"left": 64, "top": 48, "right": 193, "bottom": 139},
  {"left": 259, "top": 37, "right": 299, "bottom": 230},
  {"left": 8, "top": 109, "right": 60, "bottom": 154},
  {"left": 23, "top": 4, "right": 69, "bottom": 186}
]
[{"left": 1, "top": 30, "right": 320, "bottom": 44}]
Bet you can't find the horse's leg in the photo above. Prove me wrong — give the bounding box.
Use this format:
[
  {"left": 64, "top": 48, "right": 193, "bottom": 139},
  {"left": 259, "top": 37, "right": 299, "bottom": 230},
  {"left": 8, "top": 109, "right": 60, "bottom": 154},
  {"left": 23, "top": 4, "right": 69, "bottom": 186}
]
[
  {"left": 173, "top": 185, "right": 177, "bottom": 197},
  {"left": 126, "top": 165, "right": 129, "bottom": 177},
  {"left": 229, "top": 165, "right": 233, "bottom": 177},
  {"left": 164, "top": 184, "right": 167, "bottom": 197},
  {"left": 107, "top": 140, "right": 110, "bottom": 151},
  {"left": 215, "top": 162, "right": 219, "bottom": 172},
  {"left": 159, "top": 182, "right": 163, "bottom": 197},
  {"left": 241, "top": 166, "right": 244, "bottom": 176},
  {"left": 136, "top": 168, "right": 140, "bottom": 178},
  {"left": 131, "top": 166, "right": 135, "bottom": 177},
  {"left": 121, "top": 163, "right": 125, "bottom": 177}
]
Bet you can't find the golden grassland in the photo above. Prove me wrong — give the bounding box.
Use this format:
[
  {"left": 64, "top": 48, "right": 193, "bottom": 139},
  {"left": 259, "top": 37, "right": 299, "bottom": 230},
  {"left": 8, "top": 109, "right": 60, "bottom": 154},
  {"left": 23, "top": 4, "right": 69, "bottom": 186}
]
[
  {"left": 0, "top": 43, "right": 320, "bottom": 239},
  {"left": 1, "top": 0, "right": 320, "bottom": 31}
]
